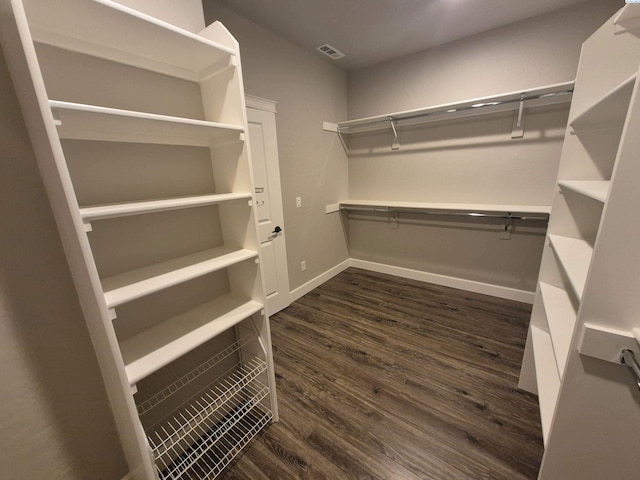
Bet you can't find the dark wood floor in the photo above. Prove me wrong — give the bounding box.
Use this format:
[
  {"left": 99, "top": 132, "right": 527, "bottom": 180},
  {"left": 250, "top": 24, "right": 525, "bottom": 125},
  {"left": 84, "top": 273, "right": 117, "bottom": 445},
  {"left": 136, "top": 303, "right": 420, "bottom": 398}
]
[{"left": 222, "top": 268, "right": 543, "bottom": 479}]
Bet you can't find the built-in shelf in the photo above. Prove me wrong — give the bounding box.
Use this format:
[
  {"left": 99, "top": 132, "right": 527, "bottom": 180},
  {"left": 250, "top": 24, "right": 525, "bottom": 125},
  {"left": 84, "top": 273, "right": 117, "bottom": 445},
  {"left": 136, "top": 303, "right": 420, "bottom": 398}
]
[
  {"left": 332, "top": 81, "right": 574, "bottom": 134},
  {"left": 102, "top": 247, "right": 258, "bottom": 308},
  {"left": 570, "top": 74, "right": 636, "bottom": 131},
  {"left": 558, "top": 181, "right": 610, "bottom": 203},
  {"left": 531, "top": 325, "right": 560, "bottom": 445},
  {"left": 328, "top": 199, "right": 550, "bottom": 219},
  {"left": 23, "top": 0, "right": 235, "bottom": 81},
  {"left": 80, "top": 193, "right": 252, "bottom": 222},
  {"left": 539, "top": 282, "right": 577, "bottom": 376},
  {"left": 50, "top": 101, "right": 244, "bottom": 147},
  {"left": 121, "top": 294, "right": 263, "bottom": 385},
  {"left": 548, "top": 235, "right": 593, "bottom": 301}
]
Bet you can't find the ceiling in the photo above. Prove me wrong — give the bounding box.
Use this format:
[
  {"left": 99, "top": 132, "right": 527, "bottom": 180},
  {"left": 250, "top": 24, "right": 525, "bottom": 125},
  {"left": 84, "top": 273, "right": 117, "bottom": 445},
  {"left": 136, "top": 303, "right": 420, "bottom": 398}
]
[{"left": 212, "top": 0, "right": 604, "bottom": 70}]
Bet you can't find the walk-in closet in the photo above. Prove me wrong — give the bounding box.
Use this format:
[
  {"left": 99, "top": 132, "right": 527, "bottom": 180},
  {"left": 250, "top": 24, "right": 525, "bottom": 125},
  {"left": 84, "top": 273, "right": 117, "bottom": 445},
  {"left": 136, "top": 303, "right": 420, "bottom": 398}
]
[{"left": 1, "top": 0, "right": 639, "bottom": 479}]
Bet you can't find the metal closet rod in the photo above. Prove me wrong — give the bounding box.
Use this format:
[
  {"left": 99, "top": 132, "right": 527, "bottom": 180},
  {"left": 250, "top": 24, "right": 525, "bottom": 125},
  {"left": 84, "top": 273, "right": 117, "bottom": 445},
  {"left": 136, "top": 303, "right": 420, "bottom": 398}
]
[
  {"left": 337, "top": 87, "right": 574, "bottom": 132},
  {"left": 340, "top": 205, "right": 549, "bottom": 221}
]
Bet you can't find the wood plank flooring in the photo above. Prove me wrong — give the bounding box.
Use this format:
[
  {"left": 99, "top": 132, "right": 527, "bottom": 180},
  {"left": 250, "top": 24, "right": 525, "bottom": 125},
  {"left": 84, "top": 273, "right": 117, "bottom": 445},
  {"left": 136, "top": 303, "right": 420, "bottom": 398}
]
[{"left": 222, "top": 268, "right": 543, "bottom": 479}]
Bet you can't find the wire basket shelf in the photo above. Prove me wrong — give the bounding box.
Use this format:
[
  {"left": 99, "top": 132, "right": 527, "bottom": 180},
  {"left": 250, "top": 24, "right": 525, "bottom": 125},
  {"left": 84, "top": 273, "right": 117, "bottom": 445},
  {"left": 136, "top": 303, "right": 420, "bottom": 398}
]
[{"left": 137, "top": 333, "right": 255, "bottom": 416}]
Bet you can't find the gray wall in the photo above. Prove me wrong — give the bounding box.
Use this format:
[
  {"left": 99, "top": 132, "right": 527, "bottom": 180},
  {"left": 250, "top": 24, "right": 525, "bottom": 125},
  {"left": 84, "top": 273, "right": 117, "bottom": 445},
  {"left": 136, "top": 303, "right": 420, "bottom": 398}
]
[
  {"left": 202, "top": 1, "right": 350, "bottom": 291},
  {"left": 343, "top": 0, "right": 622, "bottom": 293},
  {"left": 0, "top": 1, "right": 204, "bottom": 478},
  {"left": 0, "top": 46, "right": 127, "bottom": 480}
]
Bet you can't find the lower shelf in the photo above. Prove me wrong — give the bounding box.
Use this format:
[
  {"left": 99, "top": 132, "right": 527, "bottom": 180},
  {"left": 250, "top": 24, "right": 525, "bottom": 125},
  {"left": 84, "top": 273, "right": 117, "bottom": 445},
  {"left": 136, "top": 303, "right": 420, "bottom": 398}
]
[
  {"left": 142, "top": 355, "right": 271, "bottom": 480},
  {"left": 531, "top": 325, "right": 560, "bottom": 445}
]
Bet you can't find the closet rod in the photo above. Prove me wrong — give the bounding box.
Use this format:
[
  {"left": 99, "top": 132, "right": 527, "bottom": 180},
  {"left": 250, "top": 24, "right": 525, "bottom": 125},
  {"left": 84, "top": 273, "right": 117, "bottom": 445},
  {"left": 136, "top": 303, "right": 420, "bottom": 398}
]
[{"left": 340, "top": 205, "right": 549, "bottom": 222}]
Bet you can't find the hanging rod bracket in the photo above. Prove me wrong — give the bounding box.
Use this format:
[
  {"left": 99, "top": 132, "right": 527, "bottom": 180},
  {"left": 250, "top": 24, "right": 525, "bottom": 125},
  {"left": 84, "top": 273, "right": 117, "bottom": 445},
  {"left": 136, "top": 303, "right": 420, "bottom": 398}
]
[
  {"left": 621, "top": 349, "right": 640, "bottom": 392},
  {"left": 389, "top": 117, "right": 400, "bottom": 150},
  {"left": 500, "top": 215, "right": 514, "bottom": 240},
  {"left": 511, "top": 94, "right": 526, "bottom": 139}
]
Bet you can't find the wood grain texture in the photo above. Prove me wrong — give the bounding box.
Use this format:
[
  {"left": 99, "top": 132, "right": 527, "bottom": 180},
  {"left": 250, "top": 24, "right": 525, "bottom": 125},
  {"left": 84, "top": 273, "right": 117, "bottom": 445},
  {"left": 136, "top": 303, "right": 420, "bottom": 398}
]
[{"left": 222, "top": 268, "right": 543, "bottom": 479}]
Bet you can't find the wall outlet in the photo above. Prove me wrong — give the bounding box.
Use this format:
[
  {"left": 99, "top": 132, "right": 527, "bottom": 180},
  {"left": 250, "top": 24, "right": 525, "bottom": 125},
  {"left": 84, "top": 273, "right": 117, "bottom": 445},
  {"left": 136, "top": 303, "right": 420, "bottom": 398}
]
[
  {"left": 300, "top": 260, "right": 306, "bottom": 271},
  {"left": 296, "top": 196, "right": 302, "bottom": 208}
]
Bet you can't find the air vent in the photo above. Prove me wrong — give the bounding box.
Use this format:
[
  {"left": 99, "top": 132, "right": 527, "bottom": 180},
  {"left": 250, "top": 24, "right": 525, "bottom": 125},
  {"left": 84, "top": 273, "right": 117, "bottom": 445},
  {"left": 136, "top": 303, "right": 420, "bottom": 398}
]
[{"left": 316, "top": 44, "right": 345, "bottom": 60}]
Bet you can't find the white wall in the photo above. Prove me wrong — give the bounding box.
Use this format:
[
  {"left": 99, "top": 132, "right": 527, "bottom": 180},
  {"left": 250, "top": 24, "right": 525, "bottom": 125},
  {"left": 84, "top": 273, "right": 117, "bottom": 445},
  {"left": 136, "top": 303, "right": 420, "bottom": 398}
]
[
  {"left": 0, "top": 2, "right": 205, "bottom": 479},
  {"left": 342, "top": 0, "right": 621, "bottom": 294},
  {"left": 202, "top": 1, "right": 350, "bottom": 291}
]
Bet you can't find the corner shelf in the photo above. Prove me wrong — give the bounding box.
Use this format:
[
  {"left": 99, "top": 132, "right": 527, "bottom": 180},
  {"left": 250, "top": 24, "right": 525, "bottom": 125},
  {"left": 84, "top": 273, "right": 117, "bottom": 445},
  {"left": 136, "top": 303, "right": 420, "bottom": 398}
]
[
  {"left": 102, "top": 247, "right": 258, "bottom": 308},
  {"left": 121, "top": 294, "right": 263, "bottom": 385},
  {"left": 531, "top": 325, "right": 560, "bottom": 445},
  {"left": 539, "top": 282, "right": 577, "bottom": 376},
  {"left": 548, "top": 235, "right": 593, "bottom": 301},
  {"left": 51, "top": 101, "right": 244, "bottom": 146},
  {"left": 80, "top": 193, "right": 252, "bottom": 222},
  {"left": 23, "top": 0, "right": 236, "bottom": 81},
  {"left": 570, "top": 73, "right": 636, "bottom": 131},
  {"left": 558, "top": 181, "right": 609, "bottom": 203}
]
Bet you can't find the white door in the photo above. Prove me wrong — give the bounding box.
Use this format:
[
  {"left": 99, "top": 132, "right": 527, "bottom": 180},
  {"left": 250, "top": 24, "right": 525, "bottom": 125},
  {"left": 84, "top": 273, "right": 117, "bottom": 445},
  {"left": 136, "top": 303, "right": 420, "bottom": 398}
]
[{"left": 247, "top": 97, "right": 291, "bottom": 315}]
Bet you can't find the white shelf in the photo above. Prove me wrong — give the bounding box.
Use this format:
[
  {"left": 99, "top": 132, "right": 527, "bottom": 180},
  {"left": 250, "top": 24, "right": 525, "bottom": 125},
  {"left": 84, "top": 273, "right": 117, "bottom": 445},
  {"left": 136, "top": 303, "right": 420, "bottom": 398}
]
[
  {"left": 539, "top": 282, "right": 577, "bottom": 376},
  {"left": 50, "top": 101, "right": 244, "bottom": 147},
  {"left": 558, "top": 180, "right": 610, "bottom": 203},
  {"left": 80, "top": 193, "right": 252, "bottom": 222},
  {"left": 335, "top": 81, "right": 574, "bottom": 133},
  {"left": 23, "top": 0, "right": 235, "bottom": 81},
  {"left": 570, "top": 74, "right": 637, "bottom": 131},
  {"left": 531, "top": 325, "right": 560, "bottom": 446},
  {"left": 102, "top": 246, "right": 258, "bottom": 308},
  {"left": 614, "top": 4, "right": 640, "bottom": 33},
  {"left": 548, "top": 235, "right": 593, "bottom": 301},
  {"left": 121, "top": 294, "right": 263, "bottom": 385},
  {"left": 334, "top": 199, "right": 551, "bottom": 215}
]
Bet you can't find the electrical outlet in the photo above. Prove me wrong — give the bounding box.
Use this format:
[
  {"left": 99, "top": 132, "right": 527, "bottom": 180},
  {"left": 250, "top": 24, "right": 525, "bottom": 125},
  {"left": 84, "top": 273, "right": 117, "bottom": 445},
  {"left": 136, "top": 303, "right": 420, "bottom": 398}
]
[
  {"left": 296, "top": 196, "right": 302, "bottom": 208},
  {"left": 301, "top": 260, "right": 306, "bottom": 271}
]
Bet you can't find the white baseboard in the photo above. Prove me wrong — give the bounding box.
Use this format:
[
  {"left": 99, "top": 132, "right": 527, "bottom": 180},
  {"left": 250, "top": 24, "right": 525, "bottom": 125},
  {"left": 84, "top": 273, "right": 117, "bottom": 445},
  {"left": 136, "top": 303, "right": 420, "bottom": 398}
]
[
  {"left": 288, "top": 258, "right": 351, "bottom": 304},
  {"left": 349, "top": 259, "right": 535, "bottom": 304}
]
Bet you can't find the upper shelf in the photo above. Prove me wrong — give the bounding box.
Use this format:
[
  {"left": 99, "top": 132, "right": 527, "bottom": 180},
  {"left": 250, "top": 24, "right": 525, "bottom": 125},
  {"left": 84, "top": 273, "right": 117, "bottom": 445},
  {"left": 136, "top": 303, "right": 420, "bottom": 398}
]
[
  {"left": 51, "top": 101, "right": 244, "bottom": 147},
  {"left": 327, "top": 200, "right": 550, "bottom": 219},
  {"left": 570, "top": 73, "right": 637, "bottom": 131},
  {"left": 22, "top": 0, "right": 235, "bottom": 81},
  {"left": 332, "top": 81, "right": 574, "bottom": 134},
  {"left": 558, "top": 181, "right": 610, "bottom": 203}
]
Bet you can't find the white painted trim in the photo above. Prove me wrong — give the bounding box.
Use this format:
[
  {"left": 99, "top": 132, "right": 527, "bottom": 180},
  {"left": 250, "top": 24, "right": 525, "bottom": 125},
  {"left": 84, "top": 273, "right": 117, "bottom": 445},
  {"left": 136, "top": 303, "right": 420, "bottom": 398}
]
[
  {"left": 245, "top": 94, "right": 277, "bottom": 113},
  {"left": 349, "top": 259, "right": 535, "bottom": 304},
  {"left": 289, "top": 259, "right": 351, "bottom": 304}
]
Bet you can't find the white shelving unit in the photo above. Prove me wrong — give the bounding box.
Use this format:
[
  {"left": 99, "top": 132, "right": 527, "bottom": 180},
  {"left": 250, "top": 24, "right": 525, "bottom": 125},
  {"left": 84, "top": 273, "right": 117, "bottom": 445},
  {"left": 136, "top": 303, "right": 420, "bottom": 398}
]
[
  {"left": 0, "top": 1, "right": 277, "bottom": 479},
  {"left": 519, "top": 6, "right": 640, "bottom": 478}
]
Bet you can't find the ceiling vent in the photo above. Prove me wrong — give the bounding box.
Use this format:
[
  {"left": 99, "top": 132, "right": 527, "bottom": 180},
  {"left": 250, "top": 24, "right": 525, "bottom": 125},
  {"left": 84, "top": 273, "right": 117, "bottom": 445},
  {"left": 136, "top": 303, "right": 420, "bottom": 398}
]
[{"left": 316, "top": 44, "right": 345, "bottom": 60}]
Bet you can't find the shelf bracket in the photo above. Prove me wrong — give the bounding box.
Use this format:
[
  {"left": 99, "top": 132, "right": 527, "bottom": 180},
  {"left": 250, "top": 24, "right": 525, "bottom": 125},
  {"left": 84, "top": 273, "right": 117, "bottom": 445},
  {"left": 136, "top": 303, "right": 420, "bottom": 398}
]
[
  {"left": 511, "top": 94, "right": 526, "bottom": 139},
  {"left": 108, "top": 308, "right": 117, "bottom": 320},
  {"left": 82, "top": 220, "right": 93, "bottom": 233},
  {"left": 389, "top": 117, "right": 400, "bottom": 150}
]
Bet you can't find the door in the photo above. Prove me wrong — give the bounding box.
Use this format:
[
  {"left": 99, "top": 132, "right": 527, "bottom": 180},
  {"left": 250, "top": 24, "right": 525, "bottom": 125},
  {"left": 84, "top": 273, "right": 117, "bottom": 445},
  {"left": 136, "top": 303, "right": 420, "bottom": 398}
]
[{"left": 247, "top": 97, "right": 291, "bottom": 315}]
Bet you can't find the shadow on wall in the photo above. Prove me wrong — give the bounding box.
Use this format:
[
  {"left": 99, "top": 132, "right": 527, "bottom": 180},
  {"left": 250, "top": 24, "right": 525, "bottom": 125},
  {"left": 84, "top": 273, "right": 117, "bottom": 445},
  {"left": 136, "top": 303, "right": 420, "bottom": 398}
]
[
  {"left": 347, "top": 104, "right": 570, "bottom": 157},
  {"left": 0, "top": 49, "right": 127, "bottom": 479}
]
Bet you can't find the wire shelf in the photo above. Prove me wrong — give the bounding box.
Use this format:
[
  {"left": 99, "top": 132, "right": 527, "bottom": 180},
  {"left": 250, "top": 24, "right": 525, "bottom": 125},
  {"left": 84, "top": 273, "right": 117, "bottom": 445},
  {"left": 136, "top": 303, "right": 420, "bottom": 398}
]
[
  {"left": 137, "top": 334, "right": 254, "bottom": 416},
  {"left": 159, "top": 407, "right": 273, "bottom": 480},
  {"left": 145, "top": 356, "right": 270, "bottom": 479}
]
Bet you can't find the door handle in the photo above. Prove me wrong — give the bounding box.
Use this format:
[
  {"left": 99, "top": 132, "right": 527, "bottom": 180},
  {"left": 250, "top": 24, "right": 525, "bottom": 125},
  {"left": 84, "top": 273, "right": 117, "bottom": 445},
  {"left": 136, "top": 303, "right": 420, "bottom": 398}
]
[{"left": 272, "top": 226, "right": 282, "bottom": 235}]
